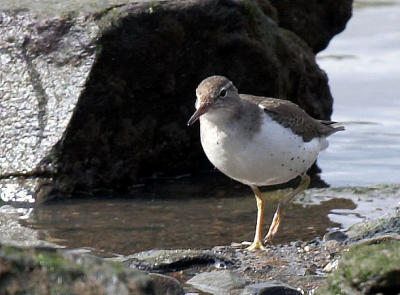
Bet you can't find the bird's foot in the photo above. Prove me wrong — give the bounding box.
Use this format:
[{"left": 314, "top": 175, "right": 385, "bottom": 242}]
[
  {"left": 264, "top": 227, "right": 278, "bottom": 244},
  {"left": 264, "top": 235, "right": 273, "bottom": 244},
  {"left": 245, "top": 239, "right": 266, "bottom": 251},
  {"left": 264, "top": 206, "right": 282, "bottom": 244}
]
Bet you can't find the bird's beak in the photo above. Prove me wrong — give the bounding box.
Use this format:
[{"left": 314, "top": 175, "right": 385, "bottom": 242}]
[{"left": 187, "top": 103, "right": 210, "bottom": 126}]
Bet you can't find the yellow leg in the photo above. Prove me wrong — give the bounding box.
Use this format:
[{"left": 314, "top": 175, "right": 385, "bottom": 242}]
[
  {"left": 264, "top": 174, "right": 310, "bottom": 243},
  {"left": 246, "top": 185, "right": 266, "bottom": 251}
]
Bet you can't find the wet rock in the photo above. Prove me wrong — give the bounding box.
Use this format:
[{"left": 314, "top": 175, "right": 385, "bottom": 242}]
[
  {"left": 0, "top": 0, "right": 350, "bottom": 202},
  {"left": 111, "top": 249, "right": 234, "bottom": 273},
  {"left": 187, "top": 270, "right": 246, "bottom": 294},
  {"left": 241, "top": 281, "right": 301, "bottom": 295},
  {"left": 346, "top": 212, "right": 400, "bottom": 242},
  {"left": 0, "top": 244, "right": 158, "bottom": 295},
  {"left": 269, "top": 0, "right": 353, "bottom": 53},
  {"left": 315, "top": 241, "right": 400, "bottom": 295}
]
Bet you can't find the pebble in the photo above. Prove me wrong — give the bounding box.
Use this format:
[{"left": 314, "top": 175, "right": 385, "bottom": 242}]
[{"left": 323, "top": 260, "right": 338, "bottom": 273}]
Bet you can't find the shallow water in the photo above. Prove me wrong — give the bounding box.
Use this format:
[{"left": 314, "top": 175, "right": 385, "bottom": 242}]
[
  {"left": 10, "top": 0, "right": 400, "bottom": 256},
  {"left": 21, "top": 183, "right": 356, "bottom": 256},
  {"left": 18, "top": 181, "right": 400, "bottom": 256}
]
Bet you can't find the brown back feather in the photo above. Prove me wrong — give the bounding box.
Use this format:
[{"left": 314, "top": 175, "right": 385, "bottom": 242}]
[{"left": 240, "top": 94, "right": 344, "bottom": 142}]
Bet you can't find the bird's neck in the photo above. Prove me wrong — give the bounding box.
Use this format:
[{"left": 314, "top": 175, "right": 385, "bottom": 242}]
[{"left": 201, "top": 99, "right": 263, "bottom": 137}]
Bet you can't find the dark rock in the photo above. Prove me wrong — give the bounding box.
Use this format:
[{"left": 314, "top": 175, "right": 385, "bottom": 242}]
[
  {"left": 268, "top": 0, "right": 353, "bottom": 53},
  {"left": 0, "top": 0, "right": 352, "bottom": 201},
  {"left": 187, "top": 270, "right": 246, "bottom": 294},
  {"left": 323, "top": 230, "right": 348, "bottom": 243},
  {"left": 53, "top": 0, "right": 335, "bottom": 198},
  {"left": 149, "top": 273, "right": 185, "bottom": 295},
  {"left": 242, "top": 281, "right": 301, "bottom": 295}
]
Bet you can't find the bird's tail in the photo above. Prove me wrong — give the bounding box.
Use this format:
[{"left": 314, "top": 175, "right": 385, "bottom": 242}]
[{"left": 319, "top": 120, "right": 345, "bottom": 136}]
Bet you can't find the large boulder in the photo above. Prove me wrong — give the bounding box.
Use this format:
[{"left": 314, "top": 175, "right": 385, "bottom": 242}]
[
  {"left": 269, "top": 0, "right": 353, "bottom": 53},
  {"left": 0, "top": 0, "right": 353, "bottom": 202}
]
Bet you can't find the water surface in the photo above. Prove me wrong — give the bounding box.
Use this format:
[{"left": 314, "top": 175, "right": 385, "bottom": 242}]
[
  {"left": 317, "top": 0, "right": 400, "bottom": 186},
  {"left": 23, "top": 184, "right": 355, "bottom": 256}
]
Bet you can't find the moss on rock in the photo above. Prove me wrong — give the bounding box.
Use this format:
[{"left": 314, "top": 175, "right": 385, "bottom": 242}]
[
  {"left": 0, "top": 244, "right": 160, "bottom": 295},
  {"left": 316, "top": 241, "right": 400, "bottom": 295}
]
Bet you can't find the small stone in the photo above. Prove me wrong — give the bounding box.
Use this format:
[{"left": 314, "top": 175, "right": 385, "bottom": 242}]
[
  {"left": 323, "top": 230, "right": 348, "bottom": 242},
  {"left": 187, "top": 270, "right": 245, "bottom": 294},
  {"left": 323, "top": 240, "right": 341, "bottom": 252},
  {"left": 231, "top": 242, "right": 245, "bottom": 248},
  {"left": 241, "top": 281, "right": 302, "bottom": 295},
  {"left": 293, "top": 241, "right": 302, "bottom": 247},
  {"left": 323, "top": 260, "right": 338, "bottom": 273},
  {"left": 149, "top": 273, "right": 185, "bottom": 295}
]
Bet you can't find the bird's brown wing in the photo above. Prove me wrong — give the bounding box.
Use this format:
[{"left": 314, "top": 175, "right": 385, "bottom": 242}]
[{"left": 240, "top": 94, "right": 344, "bottom": 142}]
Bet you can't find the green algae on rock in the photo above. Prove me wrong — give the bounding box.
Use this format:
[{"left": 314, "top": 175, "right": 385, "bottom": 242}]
[{"left": 316, "top": 241, "right": 400, "bottom": 295}]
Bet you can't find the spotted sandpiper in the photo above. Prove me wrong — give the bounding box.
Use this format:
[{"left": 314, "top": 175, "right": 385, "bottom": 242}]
[{"left": 187, "top": 75, "right": 344, "bottom": 251}]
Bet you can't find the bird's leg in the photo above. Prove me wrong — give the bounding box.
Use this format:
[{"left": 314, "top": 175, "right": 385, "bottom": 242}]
[
  {"left": 264, "top": 174, "right": 310, "bottom": 243},
  {"left": 246, "top": 185, "right": 266, "bottom": 251}
]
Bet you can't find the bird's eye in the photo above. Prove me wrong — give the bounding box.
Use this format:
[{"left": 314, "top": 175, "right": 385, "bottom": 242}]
[{"left": 219, "top": 89, "right": 227, "bottom": 97}]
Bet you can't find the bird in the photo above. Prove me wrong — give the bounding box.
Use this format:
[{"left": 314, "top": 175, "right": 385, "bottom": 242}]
[{"left": 187, "top": 75, "right": 344, "bottom": 250}]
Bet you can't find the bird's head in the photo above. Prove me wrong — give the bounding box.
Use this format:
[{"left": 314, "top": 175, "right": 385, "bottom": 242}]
[{"left": 187, "top": 76, "right": 240, "bottom": 126}]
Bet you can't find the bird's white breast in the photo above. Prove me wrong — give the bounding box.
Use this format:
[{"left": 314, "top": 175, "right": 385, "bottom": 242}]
[{"left": 200, "top": 111, "right": 327, "bottom": 186}]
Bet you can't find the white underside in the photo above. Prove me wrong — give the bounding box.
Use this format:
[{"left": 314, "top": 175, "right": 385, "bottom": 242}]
[{"left": 200, "top": 110, "right": 328, "bottom": 186}]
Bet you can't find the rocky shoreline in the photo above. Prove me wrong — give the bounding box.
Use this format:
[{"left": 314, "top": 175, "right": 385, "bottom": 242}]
[{"left": 1, "top": 185, "right": 400, "bottom": 294}]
